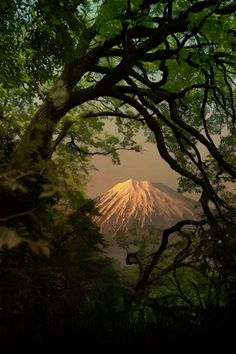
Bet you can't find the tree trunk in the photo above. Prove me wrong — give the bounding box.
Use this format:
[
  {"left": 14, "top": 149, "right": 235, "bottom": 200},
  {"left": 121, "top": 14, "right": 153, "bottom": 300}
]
[
  {"left": 0, "top": 80, "right": 72, "bottom": 222},
  {"left": 11, "top": 79, "right": 72, "bottom": 169}
]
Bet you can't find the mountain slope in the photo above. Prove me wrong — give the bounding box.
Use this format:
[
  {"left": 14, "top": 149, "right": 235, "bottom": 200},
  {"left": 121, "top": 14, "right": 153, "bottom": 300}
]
[{"left": 94, "top": 179, "right": 200, "bottom": 236}]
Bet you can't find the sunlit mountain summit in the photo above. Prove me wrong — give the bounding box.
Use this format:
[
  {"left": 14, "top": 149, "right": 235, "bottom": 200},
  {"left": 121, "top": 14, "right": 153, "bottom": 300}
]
[{"left": 94, "top": 179, "right": 200, "bottom": 236}]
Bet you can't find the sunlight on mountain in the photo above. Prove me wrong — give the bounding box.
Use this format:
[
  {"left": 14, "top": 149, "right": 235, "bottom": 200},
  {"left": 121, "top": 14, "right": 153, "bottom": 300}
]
[{"left": 95, "top": 179, "right": 201, "bottom": 236}]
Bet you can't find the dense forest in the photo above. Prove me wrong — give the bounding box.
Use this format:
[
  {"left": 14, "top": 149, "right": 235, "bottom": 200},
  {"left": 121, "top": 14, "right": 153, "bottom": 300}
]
[{"left": 0, "top": 0, "right": 236, "bottom": 350}]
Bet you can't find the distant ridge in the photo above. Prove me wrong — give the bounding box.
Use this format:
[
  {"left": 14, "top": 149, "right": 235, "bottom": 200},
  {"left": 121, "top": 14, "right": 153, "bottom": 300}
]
[{"left": 94, "top": 179, "right": 200, "bottom": 236}]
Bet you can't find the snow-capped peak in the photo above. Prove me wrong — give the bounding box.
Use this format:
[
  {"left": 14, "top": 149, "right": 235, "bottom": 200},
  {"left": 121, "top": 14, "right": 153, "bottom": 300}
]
[{"left": 94, "top": 179, "right": 200, "bottom": 236}]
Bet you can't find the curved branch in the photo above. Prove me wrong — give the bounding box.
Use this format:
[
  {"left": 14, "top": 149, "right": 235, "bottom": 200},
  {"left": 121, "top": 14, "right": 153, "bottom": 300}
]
[
  {"left": 134, "top": 219, "right": 207, "bottom": 291},
  {"left": 81, "top": 110, "right": 144, "bottom": 123},
  {"left": 110, "top": 89, "right": 206, "bottom": 188},
  {"left": 50, "top": 120, "right": 74, "bottom": 157},
  {"left": 168, "top": 100, "right": 236, "bottom": 178}
]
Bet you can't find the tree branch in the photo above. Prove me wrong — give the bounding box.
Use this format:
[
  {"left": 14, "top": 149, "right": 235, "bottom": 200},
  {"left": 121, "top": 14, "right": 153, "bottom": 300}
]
[
  {"left": 68, "top": 136, "right": 141, "bottom": 157},
  {"left": 134, "top": 219, "right": 207, "bottom": 291},
  {"left": 50, "top": 120, "right": 74, "bottom": 157}
]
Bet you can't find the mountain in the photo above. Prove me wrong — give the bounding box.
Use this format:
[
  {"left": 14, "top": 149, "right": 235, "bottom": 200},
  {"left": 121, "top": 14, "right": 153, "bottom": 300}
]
[{"left": 94, "top": 179, "right": 201, "bottom": 237}]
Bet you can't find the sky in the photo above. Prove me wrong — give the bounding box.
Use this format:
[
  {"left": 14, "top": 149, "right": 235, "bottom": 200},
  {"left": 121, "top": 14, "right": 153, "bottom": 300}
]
[
  {"left": 84, "top": 122, "right": 221, "bottom": 201},
  {"left": 86, "top": 140, "right": 181, "bottom": 198}
]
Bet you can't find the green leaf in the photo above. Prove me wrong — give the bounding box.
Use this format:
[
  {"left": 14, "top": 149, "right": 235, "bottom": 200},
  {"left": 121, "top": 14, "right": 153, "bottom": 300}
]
[
  {"left": 0, "top": 227, "right": 22, "bottom": 249},
  {"left": 27, "top": 239, "right": 51, "bottom": 257}
]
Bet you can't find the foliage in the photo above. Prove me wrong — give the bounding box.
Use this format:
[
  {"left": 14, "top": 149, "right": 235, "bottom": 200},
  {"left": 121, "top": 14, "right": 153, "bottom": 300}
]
[{"left": 0, "top": 181, "right": 126, "bottom": 348}]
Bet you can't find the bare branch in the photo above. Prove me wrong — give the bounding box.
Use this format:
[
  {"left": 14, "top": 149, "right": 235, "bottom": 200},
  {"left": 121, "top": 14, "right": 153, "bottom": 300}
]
[
  {"left": 81, "top": 110, "right": 144, "bottom": 123},
  {"left": 134, "top": 219, "right": 207, "bottom": 291},
  {"left": 50, "top": 120, "right": 74, "bottom": 157},
  {"left": 0, "top": 207, "right": 37, "bottom": 222}
]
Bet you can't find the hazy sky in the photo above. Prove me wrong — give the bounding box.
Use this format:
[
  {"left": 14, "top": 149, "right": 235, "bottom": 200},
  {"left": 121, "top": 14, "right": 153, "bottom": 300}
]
[
  {"left": 86, "top": 140, "right": 181, "bottom": 198},
  {"left": 84, "top": 120, "right": 226, "bottom": 201}
]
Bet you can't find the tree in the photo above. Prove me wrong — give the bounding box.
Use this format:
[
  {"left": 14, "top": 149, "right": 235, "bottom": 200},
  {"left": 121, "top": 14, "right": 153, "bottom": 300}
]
[{"left": 1, "top": 0, "right": 236, "bottom": 305}]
